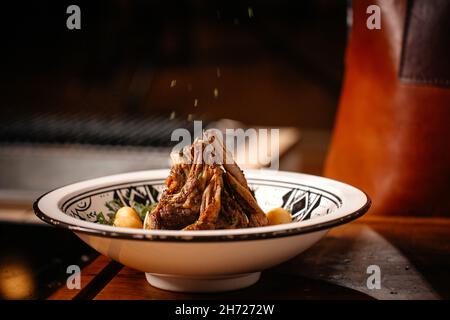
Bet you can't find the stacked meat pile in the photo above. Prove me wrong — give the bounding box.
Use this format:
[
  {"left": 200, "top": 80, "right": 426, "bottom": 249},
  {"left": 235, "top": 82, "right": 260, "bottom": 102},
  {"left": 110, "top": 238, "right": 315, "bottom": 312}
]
[{"left": 144, "top": 131, "right": 268, "bottom": 230}]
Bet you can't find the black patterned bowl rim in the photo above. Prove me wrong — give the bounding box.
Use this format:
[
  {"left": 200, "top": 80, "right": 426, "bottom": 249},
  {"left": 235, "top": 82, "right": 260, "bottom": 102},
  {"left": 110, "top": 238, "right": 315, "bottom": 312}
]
[{"left": 33, "top": 169, "right": 371, "bottom": 242}]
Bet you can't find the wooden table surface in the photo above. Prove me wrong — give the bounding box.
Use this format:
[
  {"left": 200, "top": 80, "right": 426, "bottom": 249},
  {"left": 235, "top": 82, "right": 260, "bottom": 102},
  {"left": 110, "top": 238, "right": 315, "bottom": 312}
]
[{"left": 49, "top": 216, "right": 450, "bottom": 300}]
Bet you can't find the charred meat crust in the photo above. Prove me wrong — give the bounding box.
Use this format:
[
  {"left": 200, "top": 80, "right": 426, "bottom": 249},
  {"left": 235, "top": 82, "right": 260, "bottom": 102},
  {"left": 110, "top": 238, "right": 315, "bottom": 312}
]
[{"left": 145, "top": 132, "right": 268, "bottom": 230}]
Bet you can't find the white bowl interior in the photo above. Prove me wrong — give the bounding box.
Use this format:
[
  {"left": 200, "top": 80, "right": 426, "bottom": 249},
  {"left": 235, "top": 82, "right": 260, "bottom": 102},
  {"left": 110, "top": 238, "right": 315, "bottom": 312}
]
[
  {"left": 35, "top": 169, "right": 369, "bottom": 239},
  {"left": 62, "top": 173, "right": 340, "bottom": 226}
]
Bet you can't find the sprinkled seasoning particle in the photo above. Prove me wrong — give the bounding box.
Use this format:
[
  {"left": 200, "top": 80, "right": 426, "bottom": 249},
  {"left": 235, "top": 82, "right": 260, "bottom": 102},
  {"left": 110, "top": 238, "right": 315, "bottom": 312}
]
[
  {"left": 194, "top": 99, "right": 198, "bottom": 107},
  {"left": 170, "top": 80, "right": 176, "bottom": 87},
  {"left": 213, "top": 88, "right": 219, "bottom": 98},
  {"left": 169, "top": 111, "right": 176, "bottom": 120},
  {"left": 248, "top": 7, "right": 254, "bottom": 18}
]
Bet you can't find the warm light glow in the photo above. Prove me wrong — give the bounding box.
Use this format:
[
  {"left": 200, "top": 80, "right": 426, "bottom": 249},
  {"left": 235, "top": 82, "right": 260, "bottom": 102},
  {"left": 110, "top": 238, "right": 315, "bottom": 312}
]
[{"left": 0, "top": 262, "right": 35, "bottom": 299}]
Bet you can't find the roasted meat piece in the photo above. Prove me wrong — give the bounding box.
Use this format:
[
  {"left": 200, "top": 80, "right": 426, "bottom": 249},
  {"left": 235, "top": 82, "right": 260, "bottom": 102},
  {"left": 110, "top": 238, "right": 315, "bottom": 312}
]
[
  {"left": 144, "top": 141, "right": 210, "bottom": 230},
  {"left": 215, "top": 187, "right": 249, "bottom": 229},
  {"left": 205, "top": 131, "right": 268, "bottom": 227},
  {"left": 144, "top": 132, "right": 268, "bottom": 230},
  {"left": 183, "top": 166, "right": 223, "bottom": 230}
]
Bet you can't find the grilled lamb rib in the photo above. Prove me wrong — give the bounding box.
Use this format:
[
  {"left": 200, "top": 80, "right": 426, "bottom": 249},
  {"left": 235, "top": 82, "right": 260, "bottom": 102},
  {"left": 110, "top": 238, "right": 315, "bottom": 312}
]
[{"left": 144, "top": 131, "right": 268, "bottom": 230}]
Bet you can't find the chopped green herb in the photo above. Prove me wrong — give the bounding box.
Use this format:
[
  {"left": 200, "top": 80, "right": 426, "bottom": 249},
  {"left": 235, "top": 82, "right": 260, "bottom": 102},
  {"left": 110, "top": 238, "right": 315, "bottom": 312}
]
[
  {"left": 105, "top": 199, "right": 122, "bottom": 213},
  {"left": 131, "top": 202, "right": 158, "bottom": 222},
  {"left": 97, "top": 212, "right": 113, "bottom": 225},
  {"left": 148, "top": 202, "right": 158, "bottom": 212}
]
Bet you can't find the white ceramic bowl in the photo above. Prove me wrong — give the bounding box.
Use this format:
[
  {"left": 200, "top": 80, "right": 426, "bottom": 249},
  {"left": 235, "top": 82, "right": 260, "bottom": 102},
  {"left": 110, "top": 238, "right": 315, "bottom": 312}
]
[{"left": 34, "top": 169, "right": 370, "bottom": 292}]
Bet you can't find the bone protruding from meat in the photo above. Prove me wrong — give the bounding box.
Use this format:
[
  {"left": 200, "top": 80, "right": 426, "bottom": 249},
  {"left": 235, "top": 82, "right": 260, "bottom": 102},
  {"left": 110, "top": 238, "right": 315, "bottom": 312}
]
[
  {"left": 183, "top": 167, "right": 223, "bottom": 230},
  {"left": 225, "top": 172, "right": 268, "bottom": 227},
  {"left": 203, "top": 130, "right": 249, "bottom": 189},
  {"left": 144, "top": 131, "right": 268, "bottom": 230}
]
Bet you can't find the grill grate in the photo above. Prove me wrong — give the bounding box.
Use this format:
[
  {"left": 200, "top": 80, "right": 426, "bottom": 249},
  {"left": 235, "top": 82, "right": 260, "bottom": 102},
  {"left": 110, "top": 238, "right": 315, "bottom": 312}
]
[{"left": 0, "top": 113, "right": 202, "bottom": 147}]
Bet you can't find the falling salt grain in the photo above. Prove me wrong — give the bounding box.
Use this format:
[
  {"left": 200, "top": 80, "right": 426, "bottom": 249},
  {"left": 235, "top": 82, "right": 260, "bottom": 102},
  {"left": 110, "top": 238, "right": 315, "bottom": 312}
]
[
  {"left": 170, "top": 80, "right": 176, "bottom": 87},
  {"left": 187, "top": 114, "right": 193, "bottom": 121},
  {"left": 213, "top": 88, "right": 219, "bottom": 98},
  {"left": 194, "top": 99, "right": 198, "bottom": 107},
  {"left": 169, "top": 111, "right": 176, "bottom": 120},
  {"left": 216, "top": 67, "right": 221, "bottom": 78}
]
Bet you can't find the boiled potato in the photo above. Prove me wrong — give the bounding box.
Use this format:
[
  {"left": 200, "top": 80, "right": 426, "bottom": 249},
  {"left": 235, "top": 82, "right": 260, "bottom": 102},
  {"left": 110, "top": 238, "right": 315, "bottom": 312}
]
[
  {"left": 266, "top": 207, "right": 292, "bottom": 225},
  {"left": 113, "top": 206, "right": 143, "bottom": 229}
]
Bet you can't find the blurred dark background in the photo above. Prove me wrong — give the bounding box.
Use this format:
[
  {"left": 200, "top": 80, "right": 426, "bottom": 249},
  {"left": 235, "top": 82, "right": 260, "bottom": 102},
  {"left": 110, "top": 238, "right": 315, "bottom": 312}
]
[
  {"left": 0, "top": 0, "right": 348, "bottom": 299},
  {"left": 0, "top": 0, "right": 348, "bottom": 200},
  {"left": 1, "top": 0, "right": 346, "bottom": 128}
]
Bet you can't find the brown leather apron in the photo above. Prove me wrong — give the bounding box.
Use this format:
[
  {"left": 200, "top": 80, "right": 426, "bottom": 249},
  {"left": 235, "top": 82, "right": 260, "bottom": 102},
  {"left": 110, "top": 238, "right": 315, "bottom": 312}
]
[{"left": 325, "top": 0, "right": 450, "bottom": 216}]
